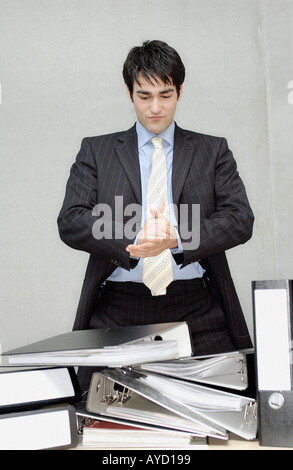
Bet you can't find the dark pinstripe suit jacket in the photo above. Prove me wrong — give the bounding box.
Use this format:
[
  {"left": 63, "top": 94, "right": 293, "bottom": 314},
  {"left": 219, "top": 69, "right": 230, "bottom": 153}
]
[{"left": 57, "top": 123, "right": 254, "bottom": 350}]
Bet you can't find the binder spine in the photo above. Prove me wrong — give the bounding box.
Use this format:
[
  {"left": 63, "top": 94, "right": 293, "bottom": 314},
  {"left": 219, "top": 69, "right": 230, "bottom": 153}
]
[
  {"left": 253, "top": 280, "right": 293, "bottom": 447},
  {"left": 0, "top": 367, "right": 81, "bottom": 414}
]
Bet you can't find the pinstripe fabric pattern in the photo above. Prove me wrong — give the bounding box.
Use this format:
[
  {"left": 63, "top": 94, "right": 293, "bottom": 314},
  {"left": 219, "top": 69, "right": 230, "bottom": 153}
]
[
  {"left": 89, "top": 282, "right": 234, "bottom": 349},
  {"left": 78, "top": 282, "right": 235, "bottom": 392},
  {"left": 142, "top": 137, "right": 173, "bottom": 295},
  {"left": 57, "top": 123, "right": 254, "bottom": 352}
]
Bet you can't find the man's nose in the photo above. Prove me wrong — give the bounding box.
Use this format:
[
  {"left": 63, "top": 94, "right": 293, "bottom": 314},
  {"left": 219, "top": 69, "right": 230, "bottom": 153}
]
[{"left": 150, "top": 98, "right": 161, "bottom": 114}]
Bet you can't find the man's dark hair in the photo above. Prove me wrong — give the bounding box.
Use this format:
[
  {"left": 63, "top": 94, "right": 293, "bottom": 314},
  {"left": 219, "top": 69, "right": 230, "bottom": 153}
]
[{"left": 123, "top": 40, "right": 185, "bottom": 99}]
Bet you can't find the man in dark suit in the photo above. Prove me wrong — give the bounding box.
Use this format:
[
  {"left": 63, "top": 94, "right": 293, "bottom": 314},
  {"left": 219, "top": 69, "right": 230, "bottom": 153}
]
[{"left": 58, "top": 40, "right": 254, "bottom": 390}]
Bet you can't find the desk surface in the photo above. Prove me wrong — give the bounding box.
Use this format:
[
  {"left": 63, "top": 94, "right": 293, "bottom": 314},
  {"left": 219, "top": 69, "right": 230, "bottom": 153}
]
[{"left": 208, "top": 435, "right": 292, "bottom": 450}]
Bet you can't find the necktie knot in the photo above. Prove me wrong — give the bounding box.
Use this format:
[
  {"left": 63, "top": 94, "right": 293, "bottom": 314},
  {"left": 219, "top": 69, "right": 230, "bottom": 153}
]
[{"left": 151, "top": 137, "right": 163, "bottom": 149}]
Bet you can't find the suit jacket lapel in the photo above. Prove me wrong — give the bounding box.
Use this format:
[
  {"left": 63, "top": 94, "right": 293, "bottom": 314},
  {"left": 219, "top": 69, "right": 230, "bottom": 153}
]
[
  {"left": 114, "top": 125, "right": 142, "bottom": 205},
  {"left": 114, "top": 124, "right": 197, "bottom": 207},
  {"left": 172, "top": 124, "right": 197, "bottom": 206}
]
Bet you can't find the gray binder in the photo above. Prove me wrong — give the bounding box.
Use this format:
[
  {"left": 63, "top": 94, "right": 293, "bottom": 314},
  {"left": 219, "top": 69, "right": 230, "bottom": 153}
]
[
  {"left": 137, "top": 351, "right": 249, "bottom": 390},
  {"left": 1, "top": 322, "right": 192, "bottom": 368},
  {"left": 252, "top": 280, "right": 293, "bottom": 447},
  {"left": 86, "top": 368, "right": 257, "bottom": 441}
]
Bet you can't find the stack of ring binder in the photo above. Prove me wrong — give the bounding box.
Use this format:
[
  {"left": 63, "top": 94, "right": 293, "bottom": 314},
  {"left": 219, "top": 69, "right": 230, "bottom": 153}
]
[
  {"left": 1, "top": 322, "right": 258, "bottom": 448},
  {"left": 78, "top": 350, "right": 258, "bottom": 443}
]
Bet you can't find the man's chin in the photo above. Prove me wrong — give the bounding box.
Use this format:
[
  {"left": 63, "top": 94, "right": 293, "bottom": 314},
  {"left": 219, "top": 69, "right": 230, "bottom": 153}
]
[{"left": 144, "top": 119, "right": 169, "bottom": 135}]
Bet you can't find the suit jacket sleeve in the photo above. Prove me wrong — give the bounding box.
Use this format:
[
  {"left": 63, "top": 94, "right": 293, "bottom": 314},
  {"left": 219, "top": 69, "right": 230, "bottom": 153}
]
[
  {"left": 57, "top": 137, "right": 135, "bottom": 270},
  {"left": 179, "top": 137, "right": 254, "bottom": 267}
]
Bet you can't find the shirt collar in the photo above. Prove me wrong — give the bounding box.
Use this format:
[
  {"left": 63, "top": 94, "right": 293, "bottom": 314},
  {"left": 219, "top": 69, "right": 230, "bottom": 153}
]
[{"left": 136, "top": 121, "right": 175, "bottom": 149}]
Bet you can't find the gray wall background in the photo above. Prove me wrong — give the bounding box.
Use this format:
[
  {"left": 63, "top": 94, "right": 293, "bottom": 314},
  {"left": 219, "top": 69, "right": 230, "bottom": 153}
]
[{"left": 1, "top": 0, "right": 292, "bottom": 352}]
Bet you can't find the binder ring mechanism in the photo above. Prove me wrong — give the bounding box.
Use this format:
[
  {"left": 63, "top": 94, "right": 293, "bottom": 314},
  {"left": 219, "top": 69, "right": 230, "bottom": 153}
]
[
  {"left": 97, "top": 377, "right": 131, "bottom": 406},
  {"left": 244, "top": 401, "right": 257, "bottom": 425},
  {"left": 238, "top": 358, "right": 247, "bottom": 383}
]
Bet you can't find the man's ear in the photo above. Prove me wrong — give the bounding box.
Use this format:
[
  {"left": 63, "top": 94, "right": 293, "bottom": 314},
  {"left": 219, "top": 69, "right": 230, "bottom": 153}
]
[
  {"left": 177, "top": 84, "right": 183, "bottom": 102},
  {"left": 126, "top": 86, "right": 133, "bottom": 102}
]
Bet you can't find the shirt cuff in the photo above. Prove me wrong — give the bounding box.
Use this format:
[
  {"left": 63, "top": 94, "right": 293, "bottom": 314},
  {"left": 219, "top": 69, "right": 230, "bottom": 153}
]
[
  {"left": 130, "top": 229, "right": 142, "bottom": 259},
  {"left": 170, "top": 227, "right": 183, "bottom": 254}
]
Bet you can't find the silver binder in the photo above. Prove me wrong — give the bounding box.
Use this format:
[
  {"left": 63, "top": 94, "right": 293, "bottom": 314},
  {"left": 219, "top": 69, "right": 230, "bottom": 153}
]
[
  {"left": 138, "top": 351, "right": 249, "bottom": 390},
  {"left": 86, "top": 368, "right": 257, "bottom": 441},
  {"left": 1, "top": 322, "right": 192, "bottom": 368}
]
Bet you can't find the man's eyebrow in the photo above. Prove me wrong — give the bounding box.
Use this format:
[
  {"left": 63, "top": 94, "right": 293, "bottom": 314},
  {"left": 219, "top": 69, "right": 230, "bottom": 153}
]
[
  {"left": 160, "top": 88, "right": 175, "bottom": 94},
  {"left": 136, "top": 88, "right": 175, "bottom": 95}
]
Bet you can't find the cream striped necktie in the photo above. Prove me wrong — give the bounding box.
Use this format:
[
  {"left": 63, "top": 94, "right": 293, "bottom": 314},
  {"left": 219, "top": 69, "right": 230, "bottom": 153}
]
[{"left": 142, "top": 137, "right": 174, "bottom": 296}]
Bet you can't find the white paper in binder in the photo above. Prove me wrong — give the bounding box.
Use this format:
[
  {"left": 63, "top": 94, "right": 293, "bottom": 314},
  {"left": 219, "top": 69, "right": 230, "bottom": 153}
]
[{"left": 139, "top": 351, "right": 248, "bottom": 390}]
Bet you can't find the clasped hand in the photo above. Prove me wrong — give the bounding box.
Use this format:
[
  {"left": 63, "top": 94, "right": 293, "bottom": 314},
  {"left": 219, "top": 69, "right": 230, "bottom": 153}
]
[{"left": 126, "top": 202, "right": 178, "bottom": 258}]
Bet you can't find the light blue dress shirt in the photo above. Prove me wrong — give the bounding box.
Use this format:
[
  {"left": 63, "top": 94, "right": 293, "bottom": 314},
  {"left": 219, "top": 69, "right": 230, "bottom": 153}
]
[{"left": 107, "top": 121, "right": 204, "bottom": 282}]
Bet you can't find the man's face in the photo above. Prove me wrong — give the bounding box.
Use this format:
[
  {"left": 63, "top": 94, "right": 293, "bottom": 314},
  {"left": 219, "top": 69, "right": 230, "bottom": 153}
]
[{"left": 127, "top": 74, "right": 182, "bottom": 135}]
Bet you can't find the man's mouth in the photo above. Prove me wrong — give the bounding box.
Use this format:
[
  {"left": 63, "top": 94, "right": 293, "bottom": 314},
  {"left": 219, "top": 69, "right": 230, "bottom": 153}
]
[{"left": 147, "top": 116, "right": 164, "bottom": 120}]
